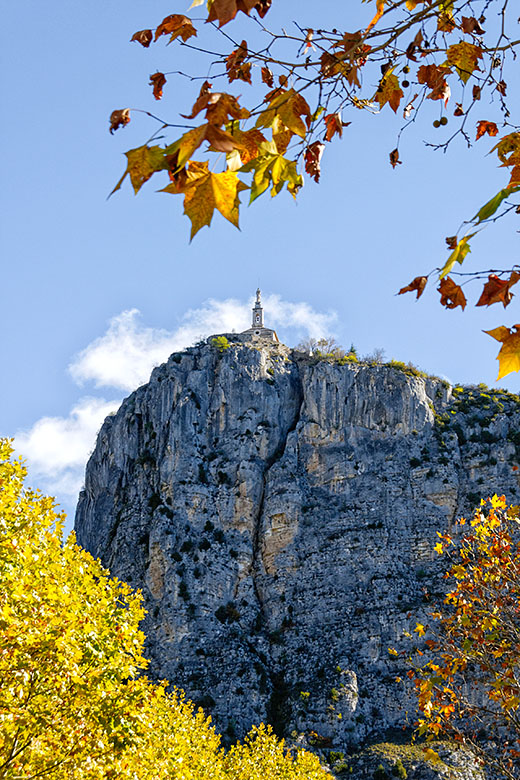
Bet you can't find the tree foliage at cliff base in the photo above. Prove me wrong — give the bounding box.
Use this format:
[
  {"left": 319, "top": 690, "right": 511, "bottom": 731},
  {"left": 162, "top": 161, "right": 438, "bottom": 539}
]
[
  {"left": 0, "top": 439, "right": 329, "bottom": 780},
  {"left": 407, "top": 495, "right": 520, "bottom": 780}
]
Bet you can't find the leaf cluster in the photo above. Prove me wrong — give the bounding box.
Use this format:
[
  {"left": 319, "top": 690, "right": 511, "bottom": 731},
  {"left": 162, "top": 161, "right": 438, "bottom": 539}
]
[
  {"left": 107, "top": 0, "right": 520, "bottom": 372},
  {"left": 110, "top": 1, "right": 519, "bottom": 237}
]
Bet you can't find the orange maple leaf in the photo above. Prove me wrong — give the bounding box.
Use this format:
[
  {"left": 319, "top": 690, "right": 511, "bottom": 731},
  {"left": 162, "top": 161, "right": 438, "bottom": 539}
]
[
  {"left": 149, "top": 72, "right": 166, "bottom": 101},
  {"left": 438, "top": 277, "right": 467, "bottom": 310},
  {"left": 476, "top": 120, "right": 499, "bottom": 141},
  {"left": 226, "top": 40, "right": 252, "bottom": 84},
  {"left": 224, "top": 126, "right": 266, "bottom": 165},
  {"left": 183, "top": 84, "right": 250, "bottom": 126},
  {"left": 305, "top": 142, "right": 325, "bottom": 183},
  {"left": 261, "top": 66, "right": 274, "bottom": 87},
  {"left": 130, "top": 29, "right": 153, "bottom": 48},
  {"left": 437, "top": 11, "right": 456, "bottom": 33},
  {"left": 461, "top": 16, "right": 485, "bottom": 34},
  {"left": 398, "top": 276, "right": 427, "bottom": 299},
  {"left": 154, "top": 14, "right": 197, "bottom": 43},
  {"left": 207, "top": 0, "right": 270, "bottom": 28},
  {"left": 476, "top": 272, "right": 520, "bottom": 308},
  {"left": 324, "top": 113, "right": 344, "bottom": 142},
  {"left": 109, "top": 108, "right": 130, "bottom": 135},
  {"left": 389, "top": 148, "right": 401, "bottom": 168},
  {"left": 417, "top": 64, "right": 452, "bottom": 103}
]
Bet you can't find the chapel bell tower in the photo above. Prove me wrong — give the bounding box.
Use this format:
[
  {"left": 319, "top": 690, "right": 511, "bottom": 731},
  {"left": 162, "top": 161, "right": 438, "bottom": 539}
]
[
  {"left": 252, "top": 288, "right": 264, "bottom": 328},
  {"left": 234, "top": 288, "right": 278, "bottom": 342}
]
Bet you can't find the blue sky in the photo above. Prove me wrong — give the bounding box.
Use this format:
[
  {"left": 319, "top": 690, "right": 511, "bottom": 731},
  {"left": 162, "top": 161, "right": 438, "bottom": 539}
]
[{"left": 2, "top": 1, "right": 519, "bottom": 525}]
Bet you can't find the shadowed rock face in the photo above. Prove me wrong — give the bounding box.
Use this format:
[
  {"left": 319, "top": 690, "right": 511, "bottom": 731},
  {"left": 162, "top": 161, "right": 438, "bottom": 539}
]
[{"left": 75, "top": 340, "right": 520, "bottom": 750}]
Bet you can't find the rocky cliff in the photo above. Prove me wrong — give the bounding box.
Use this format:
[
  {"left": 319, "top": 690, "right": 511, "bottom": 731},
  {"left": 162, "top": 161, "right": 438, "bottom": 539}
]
[{"left": 75, "top": 338, "right": 520, "bottom": 762}]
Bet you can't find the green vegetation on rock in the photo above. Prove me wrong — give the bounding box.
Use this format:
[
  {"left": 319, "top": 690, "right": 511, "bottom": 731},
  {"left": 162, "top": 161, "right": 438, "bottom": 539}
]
[{"left": 211, "top": 335, "right": 230, "bottom": 353}]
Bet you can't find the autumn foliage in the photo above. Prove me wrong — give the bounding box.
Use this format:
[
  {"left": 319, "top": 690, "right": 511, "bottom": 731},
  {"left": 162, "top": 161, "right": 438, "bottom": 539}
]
[
  {"left": 107, "top": 0, "right": 520, "bottom": 375},
  {"left": 0, "top": 439, "right": 330, "bottom": 780},
  {"left": 408, "top": 496, "right": 520, "bottom": 780},
  {"left": 111, "top": 0, "right": 520, "bottom": 244}
]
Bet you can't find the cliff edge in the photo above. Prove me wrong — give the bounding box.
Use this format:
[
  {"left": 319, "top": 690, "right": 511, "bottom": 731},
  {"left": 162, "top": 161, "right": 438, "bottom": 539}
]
[{"left": 75, "top": 339, "right": 520, "bottom": 756}]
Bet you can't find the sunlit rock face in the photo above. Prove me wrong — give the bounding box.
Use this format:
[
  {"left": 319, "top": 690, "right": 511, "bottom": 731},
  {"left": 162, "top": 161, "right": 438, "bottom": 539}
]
[{"left": 75, "top": 340, "right": 520, "bottom": 751}]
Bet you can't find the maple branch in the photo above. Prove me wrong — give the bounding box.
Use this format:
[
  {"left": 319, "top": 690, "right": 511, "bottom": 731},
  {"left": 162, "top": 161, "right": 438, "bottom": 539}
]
[{"left": 130, "top": 109, "right": 194, "bottom": 129}]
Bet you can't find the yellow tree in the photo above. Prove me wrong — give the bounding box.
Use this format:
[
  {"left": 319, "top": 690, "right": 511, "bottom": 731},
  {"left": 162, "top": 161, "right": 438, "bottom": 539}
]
[
  {"left": 0, "top": 437, "right": 162, "bottom": 778},
  {"left": 409, "top": 495, "right": 520, "bottom": 780},
  {"left": 223, "top": 724, "right": 331, "bottom": 779},
  {"left": 0, "top": 439, "right": 330, "bottom": 780}
]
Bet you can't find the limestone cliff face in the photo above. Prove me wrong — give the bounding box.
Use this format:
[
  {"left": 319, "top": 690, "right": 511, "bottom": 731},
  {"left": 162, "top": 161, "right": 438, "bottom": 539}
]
[{"left": 75, "top": 340, "right": 520, "bottom": 751}]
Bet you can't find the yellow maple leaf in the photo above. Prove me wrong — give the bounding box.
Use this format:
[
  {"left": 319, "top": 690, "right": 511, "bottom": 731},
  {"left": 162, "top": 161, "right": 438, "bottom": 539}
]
[
  {"left": 240, "top": 144, "right": 303, "bottom": 203},
  {"left": 484, "top": 325, "right": 520, "bottom": 379},
  {"left": 161, "top": 160, "right": 248, "bottom": 240},
  {"left": 366, "top": 0, "right": 385, "bottom": 32},
  {"left": 446, "top": 41, "right": 483, "bottom": 84},
  {"left": 110, "top": 145, "right": 168, "bottom": 196},
  {"left": 439, "top": 233, "right": 475, "bottom": 278},
  {"left": 415, "top": 622, "right": 426, "bottom": 636},
  {"left": 434, "top": 542, "right": 444, "bottom": 555},
  {"left": 164, "top": 125, "right": 208, "bottom": 175},
  {"left": 375, "top": 69, "right": 404, "bottom": 113},
  {"left": 491, "top": 493, "right": 506, "bottom": 509},
  {"left": 256, "top": 88, "right": 311, "bottom": 139}
]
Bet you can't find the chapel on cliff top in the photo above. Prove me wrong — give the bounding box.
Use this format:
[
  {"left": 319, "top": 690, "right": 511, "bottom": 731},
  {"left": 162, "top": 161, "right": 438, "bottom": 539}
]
[
  {"left": 208, "top": 289, "right": 279, "bottom": 345},
  {"left": 241, "top": 289, "right": 279, "bottom": 343}
]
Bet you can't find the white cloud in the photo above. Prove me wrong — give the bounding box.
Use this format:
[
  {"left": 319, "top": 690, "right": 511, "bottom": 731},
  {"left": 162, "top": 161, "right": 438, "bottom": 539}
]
[
  {"left": 262, "top": 294, "right": 337, "bottom": 338},
  {"left": 16, "top": 397, "right": 121, "bottom": 498},
  {"left": 68, "top": 296, "right": 337, "bottom": 392},
  {"left": 68, "top": 309, "right": 178, "bottom": 393},
  {"left": 17, "top": 295, "right": 337, "bottom": 519}
]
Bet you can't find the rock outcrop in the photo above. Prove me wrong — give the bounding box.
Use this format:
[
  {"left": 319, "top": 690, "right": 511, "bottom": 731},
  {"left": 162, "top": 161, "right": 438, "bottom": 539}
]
[{"left": 75, "top": 339, "right": 520, "bottom": 755}]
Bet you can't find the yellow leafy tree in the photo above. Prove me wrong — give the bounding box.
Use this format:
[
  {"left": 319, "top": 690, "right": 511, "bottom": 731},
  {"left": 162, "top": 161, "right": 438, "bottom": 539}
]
[
  {"left": 408, "top": 495, "right": 520, "bottom": 780},
  {"left": 0, "top": 437, "right": 171, "bottom": 779},
  {"left": 0, "top": 439, "right": 330, "bottom": 780},
  {"left": 223, "top": 724, "right": 329, "bottom": 779}
]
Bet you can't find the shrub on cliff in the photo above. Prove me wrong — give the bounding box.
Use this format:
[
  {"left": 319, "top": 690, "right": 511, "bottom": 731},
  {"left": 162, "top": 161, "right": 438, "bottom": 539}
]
[
  {"left": 211, "top": 336, "right": 230, "bottom": 353},
  {"left": 0, "top": 439, "right": 330, "bottom": 780},
  {"left": 296, "top": 337, "right": 356, "bottom": 363}
]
